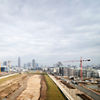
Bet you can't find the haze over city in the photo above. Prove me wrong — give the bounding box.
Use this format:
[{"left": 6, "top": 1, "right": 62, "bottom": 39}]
[
  {"left": 0, "top": 0, "right": 100, "bottom": 100},
  {"left": 0, "top": 0, "right": 100, "bottom": 66}
]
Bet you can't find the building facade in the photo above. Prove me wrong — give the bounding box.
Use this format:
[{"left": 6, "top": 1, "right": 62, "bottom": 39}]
[
  {"left": 18, "top": 57, "right": 21, "bottom": 67},
  {"left": 32, "top": 59, "right": 35, "bottom": 68}
]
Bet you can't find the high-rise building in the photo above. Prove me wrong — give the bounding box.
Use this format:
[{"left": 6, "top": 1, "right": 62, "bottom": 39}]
[
  {"left": 32, "top": 59, "right": 35, "bottom": 68},
  {"left": 27, "top": 62, "right": 32, "bottom": 69},
  {"left": 3, "top": 61, "right": 8, "bottom": 66},
  {"left": 18, "top": 57, "right": 21, "bottom": 67}
]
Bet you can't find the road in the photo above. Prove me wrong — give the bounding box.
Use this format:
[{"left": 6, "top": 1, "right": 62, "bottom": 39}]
[
  {"left": 0, "top": 73, "right": 18, "bottom": 79},
  {"left": 60, "top": 76, "right": 100, "bottom": 100},
  {"left": 75, "top": 85, "right": 100, "bottom": 100}
]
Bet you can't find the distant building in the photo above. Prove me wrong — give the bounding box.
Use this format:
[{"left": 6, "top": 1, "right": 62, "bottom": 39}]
[
  {"left": 97, "top": 70, "right": 100, "bottom": 77},
  {"left": 56, "top": 61, "right": 63, "bottom": 67},
  {"left": 59, "top": 67, "right": 75, "bottom": 76},
  {"left": 18, "top": 57, "right": 21, "bottom": 67},
  {"left": 32, "top": 59, "right": 35, "bottom": 68},
  {"left": 36, "top": 63, "right": 39, "bottom": 67},
  {"left": 27, "top": 62, "right": 32, "bottom": 69},
  {"left": 24, "top": 64, "right": 27, "bottom": 69},
  {"left": 3, "top": 61, "right": 8, "bottom": 66},
  {"left": 1, "top": 66, "right": 8, "bottom": 72},
  {"left": 74, "top": 68, "right": 100, "bottom": 78},
  {"left": 27, "top": 63, "right": 31, "bottom": 67},
  {"left": 43, "top": 65, "right": 100, "bottom": 78},
  {"left": 7, "top": 61, "right": 11, "bottom": 72}
]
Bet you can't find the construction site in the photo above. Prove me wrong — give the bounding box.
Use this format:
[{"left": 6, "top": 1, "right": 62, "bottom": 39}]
[
  {"left": 0, "top": 71, "right": 64, "bottom": 100},
  {"left": 0, "top": 70, "right": 100, "bottom": 100},
  {"left": 0, "top": 57, "right": 100, "bottom": 100},
  {"left": 0, "top": 72, "right": 42, "bottom": 100}
]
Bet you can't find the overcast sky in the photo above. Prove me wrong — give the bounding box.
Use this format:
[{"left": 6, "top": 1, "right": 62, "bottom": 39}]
[{"left": 0, "top": 0, "right": 100, "bottom": 66}]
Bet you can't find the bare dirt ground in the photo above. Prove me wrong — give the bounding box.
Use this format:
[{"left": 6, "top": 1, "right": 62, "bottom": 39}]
[
  {"left": 0, "top": 74, "right": 28, "bottom": 100},
  {"left": 0, "top": 73, "right": 47, "bottom": 100},
  {"left": 39, "top": 75, "right": 47, "bottom": 100},
  {"left": 17, "top": 75, "right": 41, "bottom": 100}
]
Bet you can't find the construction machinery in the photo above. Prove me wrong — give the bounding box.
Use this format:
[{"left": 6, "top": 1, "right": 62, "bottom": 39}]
[{"left": 63, "top": 57, "right": 91, "bottom": 81}]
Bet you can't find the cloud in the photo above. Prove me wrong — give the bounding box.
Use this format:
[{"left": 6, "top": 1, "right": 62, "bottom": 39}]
[{"left": 0, "top": 0, "right": 100, "bottom": 66}]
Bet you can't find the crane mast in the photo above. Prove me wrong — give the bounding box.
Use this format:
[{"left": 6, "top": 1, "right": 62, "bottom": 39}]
[{"left": 63, "top": 57, "right": 90, "bottom": 81}]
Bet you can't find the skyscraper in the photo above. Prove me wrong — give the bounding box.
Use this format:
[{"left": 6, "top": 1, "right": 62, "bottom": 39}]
[
  {"left": 3, "top": 61, "right": 8, "bottom": 66},
  {"left": 32, "top": 59, "right": 35, "bottom": 68},
  {"left": 18, "top": 57, "right": 21, "bottom": 67},
  {"left": 8, "top": 61, "right": 11, "bottom": 71}
]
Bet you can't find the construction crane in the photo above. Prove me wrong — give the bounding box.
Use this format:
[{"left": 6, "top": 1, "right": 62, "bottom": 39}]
[{"left": 63, "top": 57, "right": 91, "bottom": 81}]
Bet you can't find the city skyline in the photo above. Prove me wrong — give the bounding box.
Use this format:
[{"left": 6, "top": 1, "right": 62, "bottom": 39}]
[
  {"left": 0, "top": 1, "right": 100, "bottom": 100},
  {"left": 0, "top": 0, "right": 100, "bottom": 66}
]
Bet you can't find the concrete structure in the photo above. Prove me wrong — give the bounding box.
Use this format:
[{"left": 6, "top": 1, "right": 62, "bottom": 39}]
[
  {"left": 1, "top": 66, "right": 8, "bottom": 72},
  {"left": 3, "top": 61, "right": 8, "bottom": 66},
  {"left": 59, "top": 67, "right": 75, "bottom": 76},
  {"left": 97, "top": 70, "right": 100, "bottom": 77},
  {"left": 43, "top": 66, "right": 100, "bottom": 78},
  {"left": 18, "top": 57, "right": 21, "bottom": 67},
  {"left": 27, "top": 62, "right": 32, "bottom": 69},
  {"left": 74, "top": 68, "right": 100, "bottom": 78},
  {"left": 48, "top": 74, "right": 74, "bottom": 100},
  {"left": 75, "top": 84, "right": 100, "bottom": 100},
  {"left": 32, "top": 59, "right": 35, "bottom": 68}
]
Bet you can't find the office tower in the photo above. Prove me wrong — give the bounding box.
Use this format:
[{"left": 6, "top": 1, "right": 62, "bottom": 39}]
[
  {"left": 32, "top": 59, "right": 35, "bottom": 68},
  {"left": 3, "top": 61, "right": 8, "bottom": 66},
  {"left": 18, "top": 57, "right": 21, "bottom": 67},
  {"left": 8, "top": 61, "right": 11, "bottom": 67},
  {"left": 27, "top": 62, "right": 32, "bottom": 69},
  {"left": 8, "top": 61, "right": 11, "bottom": 71}
]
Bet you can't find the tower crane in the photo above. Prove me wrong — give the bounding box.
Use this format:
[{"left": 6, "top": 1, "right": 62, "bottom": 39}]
[{"left": 63, "top": 57, "right": 90, "bottom": 81}]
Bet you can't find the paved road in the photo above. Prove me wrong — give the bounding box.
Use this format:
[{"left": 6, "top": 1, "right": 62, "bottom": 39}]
[
  {"left": 0, "top": 73, "right": 18, "bottom": 80},
  {"left": 75, "top": 85, "right": 100, "bottom": 100},
  {"left": 60, "top": 76, "right": 100, "bottom": 100}
]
